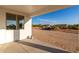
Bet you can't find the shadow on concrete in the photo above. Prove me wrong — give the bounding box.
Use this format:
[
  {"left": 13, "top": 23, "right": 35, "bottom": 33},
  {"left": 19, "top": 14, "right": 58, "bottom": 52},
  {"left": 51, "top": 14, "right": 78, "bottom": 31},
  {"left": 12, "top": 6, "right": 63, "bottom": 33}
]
[{"left": 17, "top": 41, "right": 70, "bottom": 53}]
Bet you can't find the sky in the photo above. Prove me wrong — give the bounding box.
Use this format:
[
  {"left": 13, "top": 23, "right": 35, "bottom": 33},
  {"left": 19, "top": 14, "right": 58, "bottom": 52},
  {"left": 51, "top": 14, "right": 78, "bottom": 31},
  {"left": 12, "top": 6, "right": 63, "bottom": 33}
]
[{"left": 32, "top": 5, "right": 79, "bottom": 25}]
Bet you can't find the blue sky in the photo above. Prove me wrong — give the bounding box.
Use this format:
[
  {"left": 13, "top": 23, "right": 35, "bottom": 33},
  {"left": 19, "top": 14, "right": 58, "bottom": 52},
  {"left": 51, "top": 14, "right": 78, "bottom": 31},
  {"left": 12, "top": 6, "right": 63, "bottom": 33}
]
[{"left": 32, "top": 5, "right": 79, "bottom": 25}]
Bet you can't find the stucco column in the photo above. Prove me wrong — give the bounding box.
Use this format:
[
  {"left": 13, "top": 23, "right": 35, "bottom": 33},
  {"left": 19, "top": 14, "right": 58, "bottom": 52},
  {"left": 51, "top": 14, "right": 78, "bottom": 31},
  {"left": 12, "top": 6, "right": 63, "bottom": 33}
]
[{"left": 16, "top": 15, "right": 19, "bottom": 30}]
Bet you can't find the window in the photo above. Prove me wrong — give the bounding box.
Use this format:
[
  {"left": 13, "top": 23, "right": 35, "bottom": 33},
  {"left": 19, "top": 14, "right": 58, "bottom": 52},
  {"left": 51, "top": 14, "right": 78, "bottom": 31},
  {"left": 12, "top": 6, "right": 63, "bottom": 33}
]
[
  {"left": 18, "top": 15, "right": 24, "bottom": 29},
  {"left": 6, "top": 13, "right": 24, "bottom": 30},
  {"left": 6, "top": 13, "right": 16, "bottom": 29}
]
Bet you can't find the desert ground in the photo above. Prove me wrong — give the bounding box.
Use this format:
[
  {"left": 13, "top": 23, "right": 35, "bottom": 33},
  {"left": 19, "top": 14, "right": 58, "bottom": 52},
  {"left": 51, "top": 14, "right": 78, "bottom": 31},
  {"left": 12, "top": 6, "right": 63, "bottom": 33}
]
[{"left": 32, "top": 27, "right": 79, "bottom": 52}]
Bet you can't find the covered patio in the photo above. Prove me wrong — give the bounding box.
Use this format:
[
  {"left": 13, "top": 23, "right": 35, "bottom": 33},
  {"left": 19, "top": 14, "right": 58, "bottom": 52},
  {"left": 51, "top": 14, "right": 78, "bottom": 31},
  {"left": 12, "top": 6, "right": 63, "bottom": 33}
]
[
  {"left": 0, "top": 5, "right": 72, "bottom": 52},
  {"left": 0, "top": 38, "right": 69, "bottom": 53}
]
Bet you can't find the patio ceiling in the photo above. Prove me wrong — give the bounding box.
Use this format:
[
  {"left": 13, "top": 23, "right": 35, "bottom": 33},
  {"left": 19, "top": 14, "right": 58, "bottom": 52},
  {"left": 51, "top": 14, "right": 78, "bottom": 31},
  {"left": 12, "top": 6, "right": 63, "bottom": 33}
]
[
  {"left": 0, "top": 5, "right": 72, "bottom": 16},
  {"left": 32, "top": 5, "right": 71, "bottom": 16}
]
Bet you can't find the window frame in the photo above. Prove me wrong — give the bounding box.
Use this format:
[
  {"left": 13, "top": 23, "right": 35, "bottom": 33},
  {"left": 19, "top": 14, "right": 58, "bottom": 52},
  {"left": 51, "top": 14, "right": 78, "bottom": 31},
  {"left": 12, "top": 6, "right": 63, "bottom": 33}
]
[{"left": 6, "top": 13, "right": 24, "bottom": 30}]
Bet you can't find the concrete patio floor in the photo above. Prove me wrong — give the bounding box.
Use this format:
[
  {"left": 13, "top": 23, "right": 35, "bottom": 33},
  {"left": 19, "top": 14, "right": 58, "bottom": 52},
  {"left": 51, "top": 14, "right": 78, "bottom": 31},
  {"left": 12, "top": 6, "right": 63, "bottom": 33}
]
[{"left": 0, "top": 38, "right": 69, "bottom": 53}]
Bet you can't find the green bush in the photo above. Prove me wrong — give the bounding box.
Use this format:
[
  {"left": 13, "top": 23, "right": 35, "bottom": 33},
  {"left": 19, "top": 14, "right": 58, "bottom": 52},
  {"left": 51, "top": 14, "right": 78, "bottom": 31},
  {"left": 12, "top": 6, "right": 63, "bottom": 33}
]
[
  {"left": 53, "top": 26, "right": 60, "bottom": 30},
  {"left": 32, "top": 24, "right": 42, "bottom": 27},
  {"left": 68, "top": 24, "right": 79, "bottom": 30},
  {"left": 51, "top": 25, "right": 60, "bottom": 30},
  {"left": 32, "top": 24, "right": 79, "bottom": 30}
]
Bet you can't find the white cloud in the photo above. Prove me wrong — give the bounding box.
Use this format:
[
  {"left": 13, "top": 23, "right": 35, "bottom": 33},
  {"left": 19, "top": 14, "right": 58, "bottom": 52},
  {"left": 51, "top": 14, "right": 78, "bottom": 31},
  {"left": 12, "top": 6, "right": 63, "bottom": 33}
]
[{"left": 38, "top": 18, "right": 57, "bottom": 25}]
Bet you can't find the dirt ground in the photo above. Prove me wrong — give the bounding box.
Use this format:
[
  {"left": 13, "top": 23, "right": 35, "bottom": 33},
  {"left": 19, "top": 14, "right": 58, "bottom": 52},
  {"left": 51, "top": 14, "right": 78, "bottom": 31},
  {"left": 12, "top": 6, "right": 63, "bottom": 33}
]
[{"left": 32, "top": 28, "right": 79, "bottom": 52}]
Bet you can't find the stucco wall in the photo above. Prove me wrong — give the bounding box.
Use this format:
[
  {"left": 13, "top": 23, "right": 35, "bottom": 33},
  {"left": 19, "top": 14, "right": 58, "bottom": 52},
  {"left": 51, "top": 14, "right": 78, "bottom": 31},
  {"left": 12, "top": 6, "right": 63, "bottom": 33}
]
[
  {"left": 20, "top": 18, "right": 32, "bottom": 40},
  {"left": 0, "top": 10, "right": 6, "bottom": 29},
  {"left": 0, "top": 7, "right": 32, "bottom": 44}
]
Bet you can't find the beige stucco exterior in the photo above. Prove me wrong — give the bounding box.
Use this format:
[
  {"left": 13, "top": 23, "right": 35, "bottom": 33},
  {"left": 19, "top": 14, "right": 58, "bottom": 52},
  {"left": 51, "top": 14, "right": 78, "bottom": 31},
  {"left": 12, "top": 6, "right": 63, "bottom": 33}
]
[{"left": 0, "top": 7, "right": 32, "bottom": 44}]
